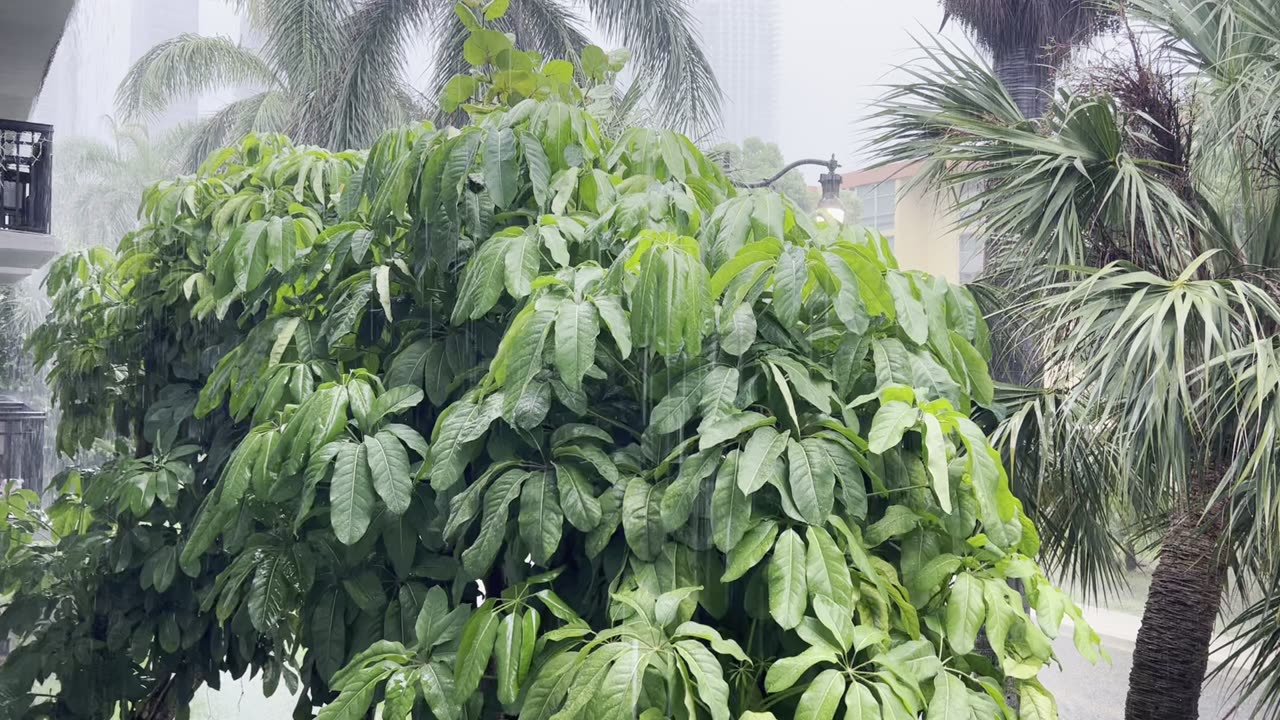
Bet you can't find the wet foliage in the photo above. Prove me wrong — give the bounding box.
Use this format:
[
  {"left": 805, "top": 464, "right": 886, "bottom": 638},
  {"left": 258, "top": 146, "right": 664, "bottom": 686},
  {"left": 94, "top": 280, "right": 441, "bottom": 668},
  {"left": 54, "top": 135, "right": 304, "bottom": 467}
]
[{"left": 3, "top": 4, "right": 1099, "bottom": 718}]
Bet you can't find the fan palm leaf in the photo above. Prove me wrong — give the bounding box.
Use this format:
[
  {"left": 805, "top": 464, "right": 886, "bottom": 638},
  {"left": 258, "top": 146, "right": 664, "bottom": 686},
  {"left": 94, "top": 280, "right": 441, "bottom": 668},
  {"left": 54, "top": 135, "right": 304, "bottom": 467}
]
[
  {"left": 873, "top": 41, "right": 1202, "bottom": 280},
  {"left": 877, "top": 10, "right": 1280, "bottom": 713}
]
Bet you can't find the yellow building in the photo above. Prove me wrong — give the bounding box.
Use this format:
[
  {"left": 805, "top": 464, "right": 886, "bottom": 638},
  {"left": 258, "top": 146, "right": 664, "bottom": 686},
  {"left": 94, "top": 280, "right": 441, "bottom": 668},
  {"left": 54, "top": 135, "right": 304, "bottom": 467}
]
[{"left": 837, "top": 162, "right": 983, "bottom": 284}]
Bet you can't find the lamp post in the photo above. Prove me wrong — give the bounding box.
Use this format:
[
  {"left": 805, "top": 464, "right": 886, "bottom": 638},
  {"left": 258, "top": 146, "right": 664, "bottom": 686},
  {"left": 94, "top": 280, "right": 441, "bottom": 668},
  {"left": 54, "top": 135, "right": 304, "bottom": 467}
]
[{"left": 733, "top": 154, "right": 844, "bottom": 223}]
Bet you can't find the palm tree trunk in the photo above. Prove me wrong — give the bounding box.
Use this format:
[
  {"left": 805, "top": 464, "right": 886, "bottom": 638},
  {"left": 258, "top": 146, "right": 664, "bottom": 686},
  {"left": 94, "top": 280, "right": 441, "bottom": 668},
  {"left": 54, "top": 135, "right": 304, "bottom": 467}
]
[
  {"left": 130, "top": 674, "right": 177, "bottom": 720},
  {"left": 992, "top": 44, "right": 1051, "bottom": 120},
  {"left": 984, "top": 42, "right": 1052, "bottom": 385},
  {"left": 1124, "top": 479, "right": 1228, "bottom": 720}
]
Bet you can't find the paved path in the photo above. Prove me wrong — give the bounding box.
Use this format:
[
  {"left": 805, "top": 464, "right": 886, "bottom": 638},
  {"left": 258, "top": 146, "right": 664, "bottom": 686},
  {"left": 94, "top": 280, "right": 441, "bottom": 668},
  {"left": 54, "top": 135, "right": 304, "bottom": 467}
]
[
  {"left": 187, "top": 673, "right": 295, "bottom": 720},
  {"left": 1041, "top": 606, "right": 1253, "bottom": 719}
]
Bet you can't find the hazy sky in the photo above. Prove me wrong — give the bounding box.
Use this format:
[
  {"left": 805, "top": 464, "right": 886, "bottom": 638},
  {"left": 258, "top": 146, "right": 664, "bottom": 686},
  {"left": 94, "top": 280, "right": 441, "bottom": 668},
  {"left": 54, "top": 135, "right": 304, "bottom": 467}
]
[
  {"left": 775, "top": 0, "right": 961, "bottom": 180},
  {"left": 39, "top": 0, "right": 966, "bottom": 182}
]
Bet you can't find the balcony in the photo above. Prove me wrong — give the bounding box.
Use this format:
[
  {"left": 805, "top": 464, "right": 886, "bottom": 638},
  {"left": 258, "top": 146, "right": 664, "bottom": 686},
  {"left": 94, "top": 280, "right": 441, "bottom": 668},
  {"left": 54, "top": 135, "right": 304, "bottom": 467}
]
[
  {"left": 0, "top": 119, "right": 56, "bottom": 284},
  {"left": 0, "top": 394, "right": 46, "bottom": 496}
]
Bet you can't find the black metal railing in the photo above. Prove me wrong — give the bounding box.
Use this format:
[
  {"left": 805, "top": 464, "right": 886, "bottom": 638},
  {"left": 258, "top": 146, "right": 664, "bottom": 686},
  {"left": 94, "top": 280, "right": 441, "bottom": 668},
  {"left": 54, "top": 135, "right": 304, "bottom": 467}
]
[
  {"left": 0, "top": 119, "right": 52, "bottom": 235},
  {"left": 0, "top": 395, "right": 46, "bottom": 496}
]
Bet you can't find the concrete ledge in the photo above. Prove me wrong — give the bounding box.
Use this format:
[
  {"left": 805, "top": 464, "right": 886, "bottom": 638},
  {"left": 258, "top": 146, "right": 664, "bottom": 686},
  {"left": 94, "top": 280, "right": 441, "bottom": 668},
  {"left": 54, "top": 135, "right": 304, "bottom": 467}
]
[{"left": 0, "top": 228, "right": 58, "bottom": 283}]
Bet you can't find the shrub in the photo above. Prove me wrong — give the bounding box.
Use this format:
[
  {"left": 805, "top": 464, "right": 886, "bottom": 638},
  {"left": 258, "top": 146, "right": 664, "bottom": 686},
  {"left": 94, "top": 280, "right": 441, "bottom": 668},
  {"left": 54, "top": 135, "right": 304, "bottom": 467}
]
[{"left": 5, "top": 4, "right": 1099, "bottom": 718}]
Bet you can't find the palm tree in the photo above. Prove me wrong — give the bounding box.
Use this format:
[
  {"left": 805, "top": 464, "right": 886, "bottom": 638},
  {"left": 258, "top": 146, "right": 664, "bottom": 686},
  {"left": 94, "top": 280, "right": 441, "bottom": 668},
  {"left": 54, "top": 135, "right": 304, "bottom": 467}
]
[
  {"left": 875, "top": 1, "right": 1280, "bottom": 717},
  {"left": 939, "top": 0, "right": 1115, "bottom": 119},
  {"left": 55, "top": 121, "right": 193, "bottom": 249},
  {"left": 117, "top": 0, "right": 720, "bottom": 164},
  {"left": 937, "top": 1, "right": 1117, "bottom": 389},
  {"left": 427, "top": 0, "right": 720, "bottom": 134}
]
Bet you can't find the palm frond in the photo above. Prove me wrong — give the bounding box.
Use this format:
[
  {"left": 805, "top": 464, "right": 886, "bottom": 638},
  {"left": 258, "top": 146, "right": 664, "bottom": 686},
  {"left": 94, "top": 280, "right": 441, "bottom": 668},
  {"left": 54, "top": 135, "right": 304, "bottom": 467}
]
[
  {"left": 55, "top": 123, "right": 198, "bottom": 247},
  {"left": 873, "top": 40, "right": 1203, "bottom": 279},
  {"left": 308, "top": 0, "right": 433, "bottom": 148},
  {"left": 1040, "top": 256, "right": 1280, "bottom": 495},
  {"left": 0, "top": 280, "right": 49, "bottom": 342},
  {"left": 115, "top": 34, "right": 283, "bottom": 121},
  {"left": 1201, "top": 331, "right": 1280, "bottom": 577},
  {"left": 504, "top": 0, "right": 591, "bottom": 64},
  {"left": 1132, "top": 0, "right": 1280, "bottom": 267},
  {"left": 584, "top": 0, "right": 722, "bottom": 135},
  {"left": 989, "top": 382, "right": 1131, "bottom": 599},
  {"left": 1211, "top": 578, "right": 1280, "bottom": 718},
  {"left": 424, "top": 4, "right": 473, "bottom": 126},
  {"left": 182, "top": 91, "right": 291, "bottom": 170},
  {"left": 389, "top": 82, "right": 437, "bottom": 126},
  {"left": 232, "top": 0, "right": 347, "bottom": 88},
  {"left": 56, "top": 136, "right": 125, "bottom": 178}
]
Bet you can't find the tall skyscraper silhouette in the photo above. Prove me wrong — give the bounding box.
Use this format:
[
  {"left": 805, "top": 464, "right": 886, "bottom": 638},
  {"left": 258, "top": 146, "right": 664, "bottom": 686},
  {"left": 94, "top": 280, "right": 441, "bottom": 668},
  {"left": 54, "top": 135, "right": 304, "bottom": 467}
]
[
  {"left": 37, "top": 0, "right": 206, "bottom": 138},
  {"left": 693, "top": 0, "right": 780, "bottom": 144},
  {"left": 129, "top": 0, "right": 201, "bottom": 131}
]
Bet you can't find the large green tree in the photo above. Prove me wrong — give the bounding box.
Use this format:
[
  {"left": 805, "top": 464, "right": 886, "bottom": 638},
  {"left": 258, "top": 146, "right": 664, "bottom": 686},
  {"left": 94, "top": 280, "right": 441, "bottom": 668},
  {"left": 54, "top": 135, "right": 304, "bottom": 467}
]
[
  {"left": 877, "top": 0, "right": 1280, "bottom": 717},
  {"left": 117, "top": 0, "right": 721, "bottom": 165},
  {"left": 0, "top": 122, "right": 189, "bottom": 472},
  {"left": 711, "top": 138, "right": 814, "bottom": 210},
  {"left": 0, "top": 6, "right": 1099, "bottom": 720}
]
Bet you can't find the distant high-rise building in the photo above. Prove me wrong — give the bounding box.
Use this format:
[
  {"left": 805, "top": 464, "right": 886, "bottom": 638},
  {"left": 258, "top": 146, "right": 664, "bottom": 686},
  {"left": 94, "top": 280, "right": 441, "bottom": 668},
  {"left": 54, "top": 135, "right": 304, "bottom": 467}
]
[
  {"left": 36, "top": 0, "right": 208, "bottom": 139},
  {"left": 693, "top": 0, "right": 780, "bottom": 145}
]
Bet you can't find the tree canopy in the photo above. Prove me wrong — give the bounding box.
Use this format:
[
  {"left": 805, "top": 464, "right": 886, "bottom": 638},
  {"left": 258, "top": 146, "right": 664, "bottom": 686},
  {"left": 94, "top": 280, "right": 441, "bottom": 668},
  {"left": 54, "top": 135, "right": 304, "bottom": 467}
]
[
  {"left": 5, "top": 6, "right": 1098, "bottom": 719},
  {"left": 117, "top": 0, "right": 721, "bottom": 166},
  {"left": 711, "top": 138, "right": 814, "bottom": 211}
]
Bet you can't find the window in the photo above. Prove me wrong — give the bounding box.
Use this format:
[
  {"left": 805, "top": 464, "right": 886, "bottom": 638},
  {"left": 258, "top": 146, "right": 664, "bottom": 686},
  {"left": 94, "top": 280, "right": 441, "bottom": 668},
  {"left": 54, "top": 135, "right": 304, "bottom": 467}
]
[
  {"left": 959, "top": 232, "right": 984, "bottom": 283},
  {"left": 957, "top": 182, "right": 984, "bottom": 282},
  {"left": 855, "top": 180, "right": 896, "bottom": 234}
]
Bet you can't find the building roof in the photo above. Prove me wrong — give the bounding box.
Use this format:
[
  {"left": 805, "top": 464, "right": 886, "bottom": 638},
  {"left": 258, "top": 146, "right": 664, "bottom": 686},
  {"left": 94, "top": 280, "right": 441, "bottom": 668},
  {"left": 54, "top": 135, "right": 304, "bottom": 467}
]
[
  {"left": 0, "top": 0, "right": 77, "bottom": 120},
  {"left": 838, "top": 161, "right": 923, "bottom": 189},
  {"left": 806, "top": 160, "right": 924, "bottom": 194}
]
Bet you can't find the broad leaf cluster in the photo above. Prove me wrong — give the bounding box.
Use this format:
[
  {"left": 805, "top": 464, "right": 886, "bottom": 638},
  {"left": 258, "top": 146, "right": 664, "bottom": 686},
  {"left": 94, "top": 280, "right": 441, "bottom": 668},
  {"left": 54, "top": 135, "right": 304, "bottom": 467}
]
[{"left": 6, "top": 10, "right": 1098, "bottom": 720}]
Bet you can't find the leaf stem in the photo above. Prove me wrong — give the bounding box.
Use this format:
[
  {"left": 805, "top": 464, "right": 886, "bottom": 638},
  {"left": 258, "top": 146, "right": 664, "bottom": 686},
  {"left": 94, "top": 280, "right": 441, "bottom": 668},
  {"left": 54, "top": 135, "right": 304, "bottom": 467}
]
[
  {"left": 758, "top": 685, "right": 806, "bottom": 710},
  {"left": 587, "top": 410, "right": 636, "bottom": 435}
]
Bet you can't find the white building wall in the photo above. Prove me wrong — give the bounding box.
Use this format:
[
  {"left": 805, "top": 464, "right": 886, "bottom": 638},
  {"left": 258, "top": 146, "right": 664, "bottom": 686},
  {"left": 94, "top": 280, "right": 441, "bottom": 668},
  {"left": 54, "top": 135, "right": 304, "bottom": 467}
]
[{"left": 34, "top": 0, "right": 243, "bottom": 141}]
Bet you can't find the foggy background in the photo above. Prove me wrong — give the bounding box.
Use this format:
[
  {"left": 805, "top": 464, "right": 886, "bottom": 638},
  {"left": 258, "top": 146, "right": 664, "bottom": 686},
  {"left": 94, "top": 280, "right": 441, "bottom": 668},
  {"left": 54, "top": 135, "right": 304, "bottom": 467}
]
[{"left": 35, "top": 0, "right": 958, "bottom": 184}]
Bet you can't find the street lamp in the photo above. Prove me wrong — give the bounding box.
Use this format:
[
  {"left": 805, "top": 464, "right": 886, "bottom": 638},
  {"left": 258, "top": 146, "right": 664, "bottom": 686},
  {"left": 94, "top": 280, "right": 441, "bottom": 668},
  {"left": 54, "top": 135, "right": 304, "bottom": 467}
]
[{"left": 734, "top": 154, "right": 844, "bottom": 223}]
